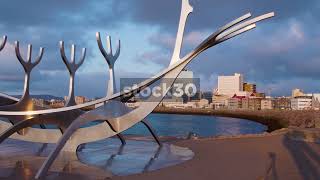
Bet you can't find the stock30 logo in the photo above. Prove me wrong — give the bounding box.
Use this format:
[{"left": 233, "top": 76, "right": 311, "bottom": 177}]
[{"left": 120, "top": 78, "right": 200, "bottom": 101}]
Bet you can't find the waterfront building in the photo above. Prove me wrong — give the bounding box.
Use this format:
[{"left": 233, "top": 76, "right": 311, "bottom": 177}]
[
  {"left": 195, "top": 99, "right": 210, "bottom": 108},
  {"left": 228, "top": 95, "right": 244, "bottom": 109},
  {"left": 243, "top": 83, "right": 256, "bottom": 93},
  {"left": 292, "top": 88, "right": 305, "bottom": 98},
  {"left": 261, "top": 98, "right": 273, "bottom": 110},
  {"left": 272, "top": 97, "right": 291, "bottom": 110},
  {"left": 291, "top": 96, "right": 312, "bottom": 110},
  {"left": 160, "top": 97, "right": 184, "bottom": 108},
  {"left": 218, "top": 73, "right": 244, "bottom": 95},
  {"left": 212, "top": 94, "right": 229, "bottom": 109},
  {"left": 241, "top": 97, "right": 262, "bottom": 110}
]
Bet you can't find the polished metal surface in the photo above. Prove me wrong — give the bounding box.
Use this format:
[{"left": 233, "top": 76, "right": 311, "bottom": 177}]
[
  {"left": 0, "top": 0, "right": 274, "bottom": 178},
  {"left": 170, "top": 0, "right": 193, "bottom": 66},
  {"left": 0, "top": 41, "right": 44, "bottom": 111},
  {"left": 96, "top": 32, "right": 120, "bottom": 97},
  {"left": 60, "top": 41, "right": 86, "bottom": 107}
]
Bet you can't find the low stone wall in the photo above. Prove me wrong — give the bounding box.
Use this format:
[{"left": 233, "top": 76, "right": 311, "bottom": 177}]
[{"left": 153, "top": 107, "right": 320, "bottom": 132}]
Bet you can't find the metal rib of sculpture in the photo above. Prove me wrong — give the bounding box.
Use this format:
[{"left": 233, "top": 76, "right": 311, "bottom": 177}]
[
  {"left": 0, "top": 0, "right": 275, "bottom": 178},
  {"left": 0, "top": 41, "right": 44, "bottom": 132},
  {"left": 96, "top": 32, "right": 162, "bottom": 146},
  {"left": 96, "top": 32, "right": 127, "bottom": 145},
  {"left": 0, "top": 40, "right": 126, "bottom": 147}
]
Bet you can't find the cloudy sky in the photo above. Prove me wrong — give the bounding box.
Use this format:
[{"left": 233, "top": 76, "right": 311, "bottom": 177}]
[{"left": 0, "top": 0, "right": 319, "bottom": 98}]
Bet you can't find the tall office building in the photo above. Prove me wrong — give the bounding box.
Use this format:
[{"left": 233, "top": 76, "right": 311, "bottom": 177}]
[{"left": 218, "top": 73, "right": 244, "bottom": 96}]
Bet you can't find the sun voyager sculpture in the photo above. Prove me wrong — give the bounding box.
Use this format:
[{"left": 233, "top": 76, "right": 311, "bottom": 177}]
[{"left": 0, "top": 0, "right": 274, "bottom": 179}]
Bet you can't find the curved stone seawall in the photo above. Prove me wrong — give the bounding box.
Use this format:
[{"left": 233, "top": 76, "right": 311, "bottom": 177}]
[{"left": 153, "top": 107, "right": 320, "bottom": 132}]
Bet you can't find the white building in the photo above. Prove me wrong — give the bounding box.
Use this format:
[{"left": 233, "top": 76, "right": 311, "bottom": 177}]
[
  {"left": 218, "top": 73, "right": 244, "bottom": 96},
  {"left": 261, "top": 99, "right": 273, "bottom": 110},
  {"left": 291, "top": 96, "right": 312, "bottom": 110}
]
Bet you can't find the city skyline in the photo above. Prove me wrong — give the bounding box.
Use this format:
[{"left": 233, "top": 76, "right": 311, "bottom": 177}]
[{"left": 0, "top": 0, "right": 320, "bottom": 98}]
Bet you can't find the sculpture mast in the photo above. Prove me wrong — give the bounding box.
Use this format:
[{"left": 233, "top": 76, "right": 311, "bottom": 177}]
[
  {"left": 169, "top": 0, "right": 193, "bottom": 66},
  {"left": 96, "top": 32, "right": 120, "bottom": 97}
]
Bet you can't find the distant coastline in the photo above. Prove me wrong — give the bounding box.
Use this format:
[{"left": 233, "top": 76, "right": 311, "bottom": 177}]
[{"left": 153, "top": 107, "right": 320, "bottom": 132}]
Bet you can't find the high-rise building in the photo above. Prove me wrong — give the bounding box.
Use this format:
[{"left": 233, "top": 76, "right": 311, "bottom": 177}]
[
  {"left": 218, "top": 73, "right": 244, "bottom": 96},
  {"left": 243, "top": 83, "right": 256, "bottom": 93}
]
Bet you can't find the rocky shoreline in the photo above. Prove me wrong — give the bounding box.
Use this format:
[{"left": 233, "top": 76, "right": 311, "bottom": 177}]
[{"left": 153, "top": 107, "right": 320, "bottom": 132}]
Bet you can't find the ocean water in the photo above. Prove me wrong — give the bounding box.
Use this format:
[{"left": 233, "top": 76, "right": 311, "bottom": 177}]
[{"left": 124, "top": 113, "right": 267, "bottom": 138}]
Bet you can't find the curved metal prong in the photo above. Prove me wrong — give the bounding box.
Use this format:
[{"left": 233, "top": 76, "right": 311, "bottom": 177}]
[
  {"left": 59, "top": 41, "right": 86, "bottom": 72},
  {"left": 59, "top": 41, "right": 72, "bottom": 72},
  {"left": 192, "top": 12, "right": 275, "bottom": 54},
  {"left": 96, "top": 32, "right": 109, "bottom": 65},
  {"left": 32, "top": 47, "right": 44, "bottom": 67},
  {"left": 0, "top": 35, "right": 7, "bottom": 51},
  {"left": 15, "top": 41, "right": 27, "bottom": 69},
  {"left": 216, "top": 12, "right": 275, "bottom": 41},
  {"left": 96, "top": 32, "right": 120, "bottom": 67},
  {"left": 218, "top": 24, "right": 257, "bottom": 43},
  {"left": 113, "top": 39, "right": 121, "bottom": 62},
  {"left": 76, "top": 48, "right": 86, "bottom": 69},
  {"left": 214, "top": 13, "right": 252, "bottom": 39}
]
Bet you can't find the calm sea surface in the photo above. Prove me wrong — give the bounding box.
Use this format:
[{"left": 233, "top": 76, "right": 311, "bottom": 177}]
[{"left": 124, "top": 113, "right": 267, "bottom": 138}]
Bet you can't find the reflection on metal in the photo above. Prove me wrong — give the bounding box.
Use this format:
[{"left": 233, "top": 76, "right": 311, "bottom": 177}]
[{"left": 0, "top": 0, "right": 274, "bottom": 178}]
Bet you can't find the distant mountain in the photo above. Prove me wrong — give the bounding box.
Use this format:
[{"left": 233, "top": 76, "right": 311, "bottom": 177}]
[{"left": 12, "top": 95, "right": 64, "bottom": 101}]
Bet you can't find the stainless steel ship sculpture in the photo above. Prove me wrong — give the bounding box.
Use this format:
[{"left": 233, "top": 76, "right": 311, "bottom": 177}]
[{"left": 0, "top": 0, "right": 274, "bottom": 178}]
